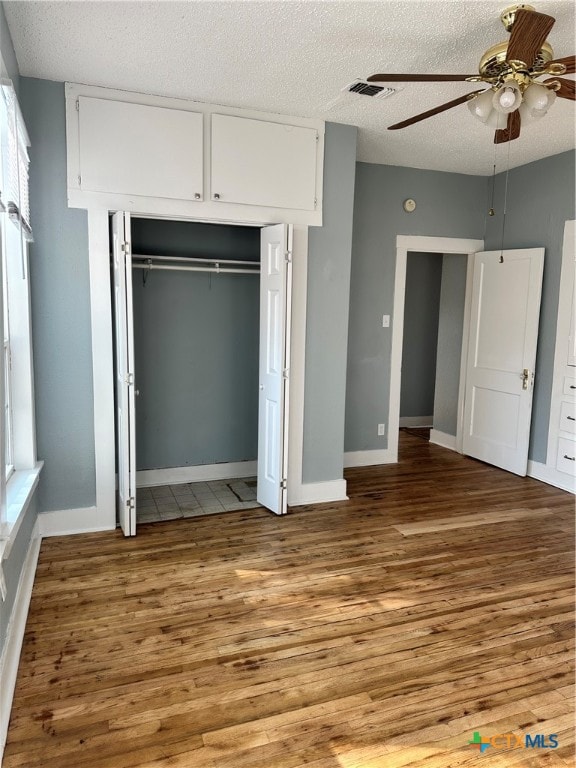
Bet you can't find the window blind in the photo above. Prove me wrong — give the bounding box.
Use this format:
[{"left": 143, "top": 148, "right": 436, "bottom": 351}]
[{"left": 1, "top": 83, "right": 32, "bottom": 240}]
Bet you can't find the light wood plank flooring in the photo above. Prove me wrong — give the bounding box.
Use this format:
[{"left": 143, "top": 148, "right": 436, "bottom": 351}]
[{"left": 4, "top": 433, "right": 575, "bottom": 767}]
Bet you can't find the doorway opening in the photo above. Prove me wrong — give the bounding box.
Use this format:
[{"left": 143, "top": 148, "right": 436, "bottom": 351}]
[
  {"left": 110, "top": 213, "right": 292, "bottom": 535},
  {"left": 388, "top": 235, "right": 484, "bottom": 464},
  {"left": 399, "top": 251, "right": 468, "bottom": 449}
]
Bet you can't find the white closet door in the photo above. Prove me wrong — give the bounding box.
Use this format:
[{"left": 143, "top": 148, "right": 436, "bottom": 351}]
[
  {"left": 462, "top": 248, "right": 544, "bottom": 476},
  {"left": 257, "top": 224, "right": 292, "bottom": 515},
  {"left": 112, "top": 211, "right": 137, "bottom": 536}
]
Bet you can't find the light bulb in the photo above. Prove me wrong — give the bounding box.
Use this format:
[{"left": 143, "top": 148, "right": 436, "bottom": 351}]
[
  {"left": 499, "top": 88, "right": 517, "bottom": 108},
  {"left": 492, "top": 82, "right": 522, "bottom": 114}
]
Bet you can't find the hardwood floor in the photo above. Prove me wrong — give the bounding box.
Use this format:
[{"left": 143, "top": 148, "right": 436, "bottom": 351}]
[{"left": 4, "top": 433, "right": 575, "bottom": 767}]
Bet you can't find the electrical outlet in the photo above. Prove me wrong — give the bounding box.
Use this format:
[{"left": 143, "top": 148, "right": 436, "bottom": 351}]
[
  {"left": 378, "top": 423, "right": 386, "bottom": 436},
  {"left": 382, "top": 315, "right": 390, "bottom": 328}
]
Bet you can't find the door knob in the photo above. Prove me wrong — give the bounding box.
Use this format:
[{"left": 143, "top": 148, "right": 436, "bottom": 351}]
[{"left": 521, "top": 369, "right": 530, "bottom": 390}]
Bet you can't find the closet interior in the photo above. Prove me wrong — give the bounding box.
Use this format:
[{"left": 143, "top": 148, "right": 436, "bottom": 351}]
[{"left": 112, "top": 216, "right": 264, "bottom": 524}]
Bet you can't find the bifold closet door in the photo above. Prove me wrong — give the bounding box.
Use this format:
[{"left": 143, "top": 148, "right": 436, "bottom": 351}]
[
  {"left": 257, "top": 224, "right": 292, "bottom": 515},
  {"left": 112, "top": 211, "right": 137, "bottom": 535}
]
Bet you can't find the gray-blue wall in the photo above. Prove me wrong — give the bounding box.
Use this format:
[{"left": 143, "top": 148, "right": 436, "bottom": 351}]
[
  {"left": 433, "top": 253, "right": 467, "bottom": 436},
  {"left": 131, "top": 218, "right": 260, "bottom": 470},
  {"left": 400, "top": 252, "right": 442, "bottom": 420},
  {"left": 304, "top": 122, "right": 357, "bottom": 483},
  {"left": 20, "top": 78, "right": 95, "bottom": 512},
  {"left": 484, "top": 150, "right": 576, "bottom": 463},
  {"left": 345, "top": 163, "right": 486, "bottom": 452}
]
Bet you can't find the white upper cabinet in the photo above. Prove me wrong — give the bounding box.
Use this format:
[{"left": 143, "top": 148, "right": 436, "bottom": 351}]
[
  {"left": 210, "top": 114, "right": 318, "bottom": 211},
  {"left": 77, "top": 97, "right": 203, "bottom": 200},
  {"left": 66, "top": 84, "right": 324, "bottom": 226}
]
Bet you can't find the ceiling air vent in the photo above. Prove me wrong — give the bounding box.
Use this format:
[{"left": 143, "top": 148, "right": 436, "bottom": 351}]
[{"left": 343, "top": 80, "right": 398, "bottom": 99}]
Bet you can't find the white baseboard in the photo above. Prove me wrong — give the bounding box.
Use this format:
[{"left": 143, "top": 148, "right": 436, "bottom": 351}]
[
  {"left": 343, "top": 449, "right": 396, "bottom": 468},
  {"left": 39, "top": 506, "right": 114, "bottom": 537},
  {"left": 429, "top": 429, "right": 457, "bottom": 451},
  {"left": 527, "top": 460, "right": 575, "bottom": 494},
  {"left": 0, "top": 519, "right": 41, "bottom": 759},
  {"left": 399, "top": 416, "right": 433, "bottom": 428},
  {"left": 136, "top": 460, "right": 258, "bottom": 488},
  {"left": 289, "top": 479, "right": 348, "bottom": 506}
]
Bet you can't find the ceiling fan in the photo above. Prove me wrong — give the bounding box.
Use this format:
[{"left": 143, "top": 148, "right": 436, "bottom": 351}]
[{"left": 367, "top": 4, "right": 575, "bottom": 143}]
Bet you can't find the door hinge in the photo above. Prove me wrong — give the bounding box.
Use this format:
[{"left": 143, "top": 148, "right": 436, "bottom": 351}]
[
  {"left": 75, "top": 99, "right": 80, "bottom": 112},
  {"left": 127, "top": 496, "right": 135, "bottom": 509},
  {"left": 78, "top": 174, "right": 82, "bottom": 186},
  {"left": 285, "top": 250, "right": 292, "bottom": 263},
  {"left": 125, "top": 372, "right": 135, "bottom": 386},
  {"left": 282, "top": 367, "right": 290, "bottom": 380},
  {"left": 121, "top": 241, "right": 131, "bottom": 255},
  {"left": 316, "top": 132, "right": 319, "bottom": 142},
  {"left": 314, "top": 198, "right": 317, "bottom": 209},
  {"left": 281, "top": 479, "right": 287, "bottom": 490}
]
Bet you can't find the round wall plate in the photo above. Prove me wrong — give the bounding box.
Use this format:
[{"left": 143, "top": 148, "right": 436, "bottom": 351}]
[{"left": 403, "top": 198, "right": 416, "bottom": 212}]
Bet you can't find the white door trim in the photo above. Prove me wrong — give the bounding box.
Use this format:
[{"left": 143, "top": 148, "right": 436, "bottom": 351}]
[
  {"left": 86, "top": 209, "right": 309, "bottom": 529},
  {"left": 390, "top": 235, "right": 484, "bottom": 462},
  {"left": 87, "top": 209, "right": 116, "bottom": 530}
]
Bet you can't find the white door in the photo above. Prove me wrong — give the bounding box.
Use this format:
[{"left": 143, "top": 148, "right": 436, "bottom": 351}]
[
  {"left": 463, "top": 248, "right": 544, "bottom": 476},
  {"left": 112, "top": 211, "right": 137, "bottom": 535},
  {"left": 257, "top": 224, "right": 292, "bottom": 515}
]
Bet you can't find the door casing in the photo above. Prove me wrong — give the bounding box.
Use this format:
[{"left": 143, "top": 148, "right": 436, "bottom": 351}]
[{"left": 386, "top": 235, "right": 484, "bottom": 464}]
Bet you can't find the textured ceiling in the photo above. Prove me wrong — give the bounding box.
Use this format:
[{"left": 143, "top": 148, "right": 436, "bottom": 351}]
[{"left": 4, "top": 0, "right": 575, "bottom": 175}]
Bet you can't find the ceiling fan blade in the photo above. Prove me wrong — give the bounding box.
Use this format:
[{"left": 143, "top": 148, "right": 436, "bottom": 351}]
[
  {"left": 548, "top": 55, "right": 576, "bottom": 74},
  {"left": 545, "top": 77, "right": 576, "bottom": 100},
  {"left": 388, "top": 90, "right": 485, "bottom": 130},
  {"left": 367, "top": 73, "right": 476, "bottom": 83},
  {"left": 494, "top": 110, "right": 521, "bottom": 144},
  {"left": 506, "top": 8, "right": 555, "bottom": 68}
]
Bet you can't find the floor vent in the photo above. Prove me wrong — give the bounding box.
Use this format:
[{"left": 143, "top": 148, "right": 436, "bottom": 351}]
[{"left": 343, "top": 80, "right": 398, "bottom": 98}]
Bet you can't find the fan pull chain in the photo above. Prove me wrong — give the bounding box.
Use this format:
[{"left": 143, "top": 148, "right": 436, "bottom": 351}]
[
  {"left": 489, "top": 142, "right": 497, "bottom": 218},
  {"left": 482, "top": 143, "right": 498, "bottom": 244},
  {"left": 499, "top": 139, "right": 512, "bottom": 264}
]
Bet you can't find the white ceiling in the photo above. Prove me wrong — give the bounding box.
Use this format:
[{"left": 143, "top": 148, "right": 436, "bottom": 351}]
[{"left": 4, "top": 0, "right": 575, "bottom": 175}]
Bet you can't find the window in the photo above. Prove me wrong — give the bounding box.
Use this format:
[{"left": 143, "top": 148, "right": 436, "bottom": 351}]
[{"left": 0, "top": 81, "right": 39, "bottom": 547}]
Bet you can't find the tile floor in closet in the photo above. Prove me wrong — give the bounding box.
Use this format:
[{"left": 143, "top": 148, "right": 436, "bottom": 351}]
[{"left": 136, "top": 476, "right": 260, "bottom": 522}]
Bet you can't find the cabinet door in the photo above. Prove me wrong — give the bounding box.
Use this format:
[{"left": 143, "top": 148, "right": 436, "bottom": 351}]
[
  {"left": 211, "top": 114, "right": 318, "bottom": 210},
  {"left": 78, "top": 97, "right": 203, "bottom": 200}
]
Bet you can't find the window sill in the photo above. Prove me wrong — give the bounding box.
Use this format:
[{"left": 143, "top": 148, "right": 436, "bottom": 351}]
[{"left": 0, "top": 462, "right": 43, "bottom": 562}]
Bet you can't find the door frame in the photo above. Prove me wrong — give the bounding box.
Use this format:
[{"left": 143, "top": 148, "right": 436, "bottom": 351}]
[
  {"left": 85, "top": 208, "right": 309, "bottom": 531},
  {"left": 389, "top": 235, "right": 484, "bottom": 461}
]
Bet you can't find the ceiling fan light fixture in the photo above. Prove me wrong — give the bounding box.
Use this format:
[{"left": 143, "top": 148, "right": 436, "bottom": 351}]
[
  {"left": 492, "top": 82, "right": 523, "bottom": 113},
  {"left": 468, "top": 88, "right": 496, "bottom": 122},
  {"left": 523, "top": 82, "right": 556, "bottom": 111},
  {"left": 518, "top": 101, "right": 542, "bottom": 124},
  {"left": 486, "top": 109, "right": 509, "bottom": 129}
]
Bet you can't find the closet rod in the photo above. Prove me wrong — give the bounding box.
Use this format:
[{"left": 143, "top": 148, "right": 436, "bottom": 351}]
[
  {"left": 132, "top": 254, "right": 258, "bottom": 267},
  {"left": 133, "top": 263, "right": 260, "bottom": 276}
]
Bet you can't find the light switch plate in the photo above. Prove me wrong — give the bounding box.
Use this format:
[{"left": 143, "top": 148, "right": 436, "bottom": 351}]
[{"left": 382, "top": 315, "right": 390, "bottom": 328}]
